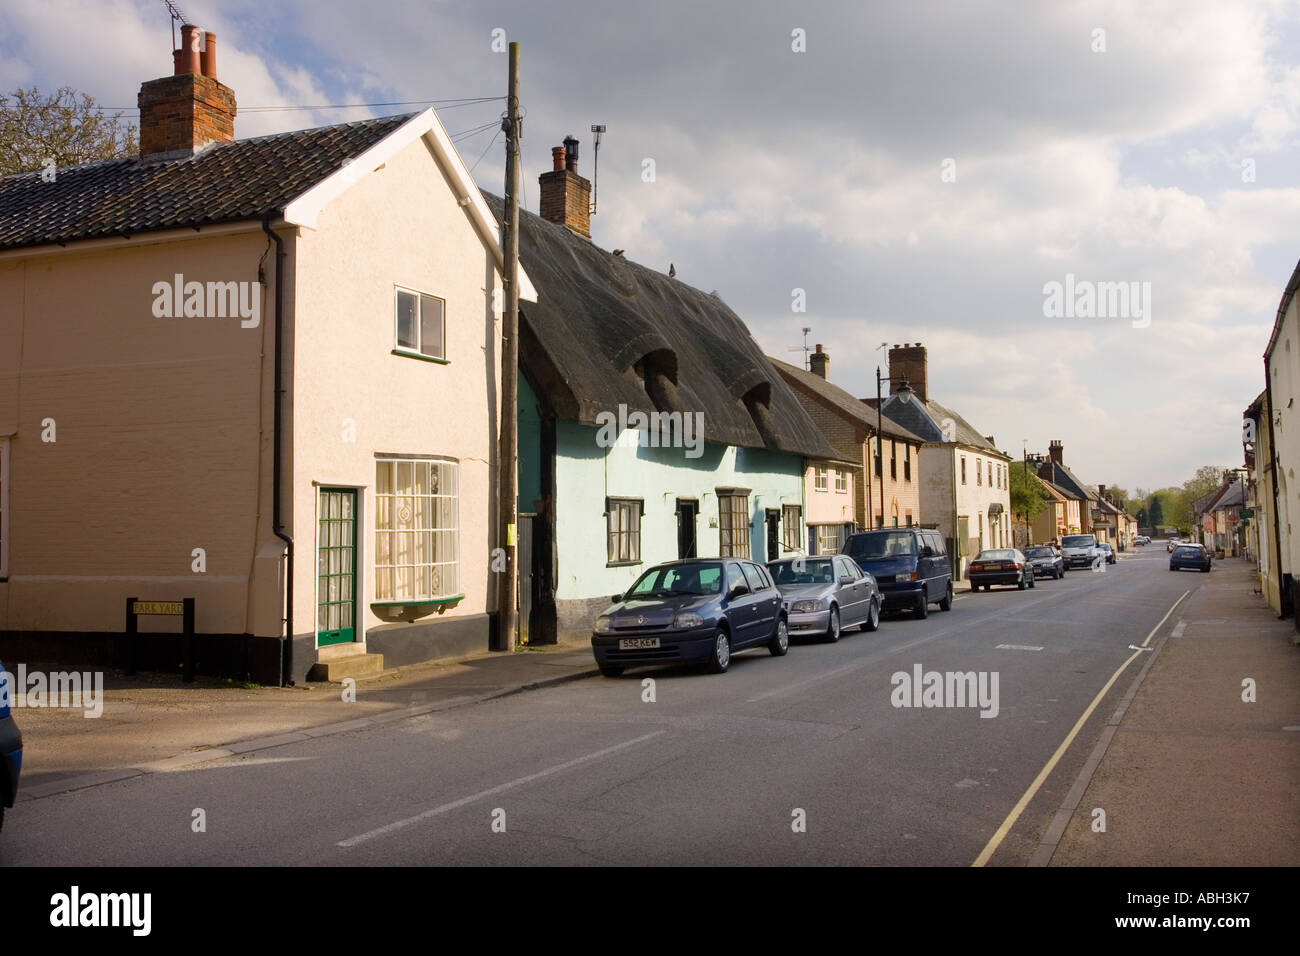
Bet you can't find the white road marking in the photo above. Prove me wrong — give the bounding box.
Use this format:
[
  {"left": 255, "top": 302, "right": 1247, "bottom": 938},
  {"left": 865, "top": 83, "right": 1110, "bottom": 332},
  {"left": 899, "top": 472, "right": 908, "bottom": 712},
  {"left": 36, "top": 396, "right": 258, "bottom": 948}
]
[
  {"left": 1171, "top": 621, "right": 1186, "bottom": 637},
  {"left": 335, "top": 731, "right": 666, "bottom": 848},
  {"left": 996, "top": 643, "right": 1044, "bottom": 651}
]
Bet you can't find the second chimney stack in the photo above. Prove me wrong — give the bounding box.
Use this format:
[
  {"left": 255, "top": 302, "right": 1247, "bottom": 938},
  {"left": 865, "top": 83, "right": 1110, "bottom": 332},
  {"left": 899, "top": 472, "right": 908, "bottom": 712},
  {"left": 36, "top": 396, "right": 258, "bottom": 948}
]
[{"left": 538, "top": 136, "right": 592, "bottom": 239}]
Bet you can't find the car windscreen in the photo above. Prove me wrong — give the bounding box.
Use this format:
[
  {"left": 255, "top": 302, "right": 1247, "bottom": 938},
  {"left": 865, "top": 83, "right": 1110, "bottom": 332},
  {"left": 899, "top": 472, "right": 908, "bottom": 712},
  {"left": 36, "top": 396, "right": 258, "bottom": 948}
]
[
  {"left": 626, "top": 563, "right": 723, "bottom": 598},
  {"left": 1175, "top": 547, "right": 1201, "bottom": 557},
  {"left": 768, "top": 558, "right": 835, "bottom": 585},
  {"left": 845, "top": 531, "right": 917, "bottom": 560},
  {"left": 1061, "top": 535, "right": 1096, "bottom": 548},
  {"left": 976, "top": 550, "right": 1016, "bottom": 560},
  {"left": 1025, "top": 548, "right": 1053, "bottom": 557}
]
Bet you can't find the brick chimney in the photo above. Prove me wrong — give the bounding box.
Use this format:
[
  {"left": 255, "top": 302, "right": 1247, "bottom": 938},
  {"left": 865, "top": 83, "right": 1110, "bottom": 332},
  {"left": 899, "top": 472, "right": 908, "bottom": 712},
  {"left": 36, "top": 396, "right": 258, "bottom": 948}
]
[
  {"left": 809, "top": 343, "right": 829, "bottom": 379},
  {"left": 138, "top": 25, "right": 236, "bottom": 159},
  {"left": 1049, "top": 440, "right": 1064, "bottom": 465},
  {"left": 538, "top": 135, "right": 591, "bottom": 238},
  {"left": 888, "top": 342, "right": 928, "bottom": 403}
]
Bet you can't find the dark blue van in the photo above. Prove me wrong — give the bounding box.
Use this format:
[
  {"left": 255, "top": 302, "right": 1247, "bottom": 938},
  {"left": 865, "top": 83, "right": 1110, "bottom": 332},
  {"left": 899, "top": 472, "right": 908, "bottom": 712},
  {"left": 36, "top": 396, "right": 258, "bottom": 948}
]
[
  {"left": 842, "top": 528, "right": 953, "bottom": 619},
  {"left": 0, "top": 660, "right": 21, "bottom": 831}
]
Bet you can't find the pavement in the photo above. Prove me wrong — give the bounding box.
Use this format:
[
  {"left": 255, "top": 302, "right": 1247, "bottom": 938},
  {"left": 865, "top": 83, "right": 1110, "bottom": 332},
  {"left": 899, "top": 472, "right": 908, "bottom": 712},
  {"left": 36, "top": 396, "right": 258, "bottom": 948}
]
[
  {"left": 1044, "top": 556, "right": 1299, "bottom": 866},
  {"left": 11, "top": 638, "right": 601, "bottom": 800}
]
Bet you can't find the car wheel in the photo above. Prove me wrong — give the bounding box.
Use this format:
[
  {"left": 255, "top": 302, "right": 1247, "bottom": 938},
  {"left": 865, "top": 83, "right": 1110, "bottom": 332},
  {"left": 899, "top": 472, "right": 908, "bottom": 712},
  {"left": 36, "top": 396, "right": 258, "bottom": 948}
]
[
  {"left": 1017, "top": 573, "right": 1027, "bottom": 590},
  {"left": 769, "top": 616, "right": 790, "bottom": 656},
  {"left": 598, "top": 663, "right": 624, "bottom": 678},
  {"left": 938, "top": 582, "right": 954, "bottom": 611},
  {"left": 1028, "top": 572, "right": 1036, "bottom": 589},
  {"left": 825, "top": 606, "right": 841, "bottom": 643},
  {"left": 707, "top": 627, "right": 731, "bottom": 673},
  {"left": 913, "top": 589, "right": 929, "bottom": 619},
  {"left": 862, "top": 596, "right": 881, "bottom": 632}
]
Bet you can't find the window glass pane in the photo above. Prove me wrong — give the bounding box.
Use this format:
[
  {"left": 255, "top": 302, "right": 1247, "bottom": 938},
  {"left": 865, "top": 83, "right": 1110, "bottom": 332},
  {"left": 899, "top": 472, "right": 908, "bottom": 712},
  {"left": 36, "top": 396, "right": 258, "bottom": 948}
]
[
  {"left": 415, "top": 461, "right": 430, "bottom": 496},
  {"left": 396, "top": 461, "right": 413, "bottom": 496},
  {"left": 377, "top": 462, "right": 393, "bottom": 495},
  {"left": 420, "top": 295, "right": 444, "bottom": 359},
  {"left": 397, "top": 291, "right": 417, "bottom": 349}
]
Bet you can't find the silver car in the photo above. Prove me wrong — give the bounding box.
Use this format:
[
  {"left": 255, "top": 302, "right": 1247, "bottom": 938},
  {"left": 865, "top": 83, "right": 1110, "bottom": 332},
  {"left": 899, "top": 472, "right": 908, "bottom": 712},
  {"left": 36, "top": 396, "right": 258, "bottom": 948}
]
[{"left": 767, "top": 555, "right": 881, "bottom": 642}]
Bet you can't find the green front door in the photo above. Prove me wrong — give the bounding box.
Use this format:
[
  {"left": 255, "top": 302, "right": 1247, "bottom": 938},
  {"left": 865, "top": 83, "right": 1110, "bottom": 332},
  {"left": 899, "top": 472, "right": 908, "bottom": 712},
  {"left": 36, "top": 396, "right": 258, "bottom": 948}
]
[{"left": 317, "top": 488, "right": 357, "bottom": 646}]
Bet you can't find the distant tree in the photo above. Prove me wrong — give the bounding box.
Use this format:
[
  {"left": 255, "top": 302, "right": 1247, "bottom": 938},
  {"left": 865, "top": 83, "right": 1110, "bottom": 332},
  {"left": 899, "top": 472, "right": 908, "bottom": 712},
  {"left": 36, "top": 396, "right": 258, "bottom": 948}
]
[
  {"left": 1136, "top": 507, "right": 1148, "bottom": 526},
  {"left": 1148, "top": 495, "right": 1164, "bottom": 526},
  {"left": 1010, "top": 461, "right": 1048, "bottom": 522},
  {"left": 0, "top": 86, "right": 136, "bottom": 176},
  {"left": 1184, "top": 464, "right": 1230, "bottom": 506}
]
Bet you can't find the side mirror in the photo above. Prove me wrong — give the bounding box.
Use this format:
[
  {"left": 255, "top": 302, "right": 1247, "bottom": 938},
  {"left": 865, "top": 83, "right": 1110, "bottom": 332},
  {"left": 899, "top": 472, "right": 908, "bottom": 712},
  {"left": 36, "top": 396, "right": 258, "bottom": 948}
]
[
  {"left": 728, "top": 584, "right": 749, "bottom": 600},
  {"left": 839, "top": 575, "right": 855, "bottom": 585},
  {"left": 611, "top": 594, "right": 624, "bottom": 603},
  {"left": 920, "top": 546, "right": 935, "bottom": 558}
]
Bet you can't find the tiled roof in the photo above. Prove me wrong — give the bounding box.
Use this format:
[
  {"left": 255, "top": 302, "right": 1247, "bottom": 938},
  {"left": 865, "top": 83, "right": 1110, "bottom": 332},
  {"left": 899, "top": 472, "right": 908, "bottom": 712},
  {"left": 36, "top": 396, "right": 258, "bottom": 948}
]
[
  {"left": 0, "top": 113, "right": 413, "bottom": 250},
  {"left": 769, "top": 358, "right": 926, "bottom": 444}
]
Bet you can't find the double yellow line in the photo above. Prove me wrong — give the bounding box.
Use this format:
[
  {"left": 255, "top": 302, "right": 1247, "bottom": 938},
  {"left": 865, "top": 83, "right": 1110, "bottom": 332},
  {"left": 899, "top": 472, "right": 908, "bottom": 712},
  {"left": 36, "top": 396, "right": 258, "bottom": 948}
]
[{"left": 971, "top": 589, "right": 1190, "bottom": 867}]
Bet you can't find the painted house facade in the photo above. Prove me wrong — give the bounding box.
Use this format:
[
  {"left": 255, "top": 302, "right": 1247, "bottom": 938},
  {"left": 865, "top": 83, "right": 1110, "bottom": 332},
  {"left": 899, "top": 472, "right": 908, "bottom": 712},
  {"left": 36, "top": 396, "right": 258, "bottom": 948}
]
[
  {"left": 496, "top": 144, "right": 836, "bottom": 642},
  {"left": 0, "top": 34, "right": 529, "bottom": 683},
  {"left": 872, "top": 345, "right": 1011, "bottom": 576},
  {"left": 1262, "top": 259, "right": 1299, "bottom": 625},
  {"left": 1036, "top": 442, "right": 1104, "bottom": 544},
  {"left": 770, "top": 347, "right": 925, "bottom": 549}
]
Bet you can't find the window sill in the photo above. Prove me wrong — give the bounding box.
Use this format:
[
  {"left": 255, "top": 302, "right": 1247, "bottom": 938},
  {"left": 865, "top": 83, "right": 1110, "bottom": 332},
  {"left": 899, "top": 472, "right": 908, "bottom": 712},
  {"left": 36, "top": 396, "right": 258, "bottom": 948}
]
[
  {"left": 391, "top": 349, "right": 450, "bottom": 365},
  {"left": 606, "top": 560, "right": 643, "bottom": 569},
  {"left": 371, "top": 594, "right": 464, "bottom": 621}
]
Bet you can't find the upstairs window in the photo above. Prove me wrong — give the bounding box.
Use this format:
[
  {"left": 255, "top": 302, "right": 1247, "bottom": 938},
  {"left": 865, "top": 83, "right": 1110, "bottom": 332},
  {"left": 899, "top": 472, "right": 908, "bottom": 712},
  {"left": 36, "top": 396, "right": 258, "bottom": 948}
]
[
  {"left": 395, "top": 287, "right": 446, "bottom": 361},
  {"left": 977, "top": 458, "right": 982, "bottom": 486},
  {"left": 961, "top": 457, "right": 967, "bottom": 485},
  {"left": 815, "top": 466, "right": 828, "bottom": 492},
  {"left": 835, "top": 470, "right": 847, "bottom": 493},
  {"left": 890, "top": 441, "right": 897, "bottom": 480}
]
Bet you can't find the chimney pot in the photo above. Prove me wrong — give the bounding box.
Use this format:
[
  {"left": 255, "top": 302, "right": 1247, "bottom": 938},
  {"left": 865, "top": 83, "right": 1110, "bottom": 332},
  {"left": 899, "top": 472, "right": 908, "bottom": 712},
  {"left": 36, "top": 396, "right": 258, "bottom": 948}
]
[
  {"left": 179, "top": 24, "right": 202, "bottom": 75},
  {"left": 551, "top": 146, "right": 565, "bottom": 172},
  {"left": 200, "top": 32, "right": 217, "bottom": 78},
  {"left": 563, "top": 135, "right": 579, "bottom": 171}
]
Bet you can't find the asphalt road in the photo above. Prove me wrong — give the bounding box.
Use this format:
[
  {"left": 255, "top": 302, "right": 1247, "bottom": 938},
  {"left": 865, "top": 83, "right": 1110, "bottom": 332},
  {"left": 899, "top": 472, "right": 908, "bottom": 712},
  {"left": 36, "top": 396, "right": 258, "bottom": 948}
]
[{"left": 2, "top": 546, "right": 1200, "bottom": 866}]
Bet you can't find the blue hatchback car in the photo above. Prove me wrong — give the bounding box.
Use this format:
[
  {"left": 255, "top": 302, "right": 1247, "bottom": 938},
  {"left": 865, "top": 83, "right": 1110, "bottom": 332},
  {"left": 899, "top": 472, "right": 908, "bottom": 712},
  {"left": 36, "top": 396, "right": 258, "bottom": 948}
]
[
  {"left": 0, "top": 660, "right": 22, "bottom": 831},
  {"left": 591, "top": 558, "right": 789, "bottom": 676},
  {"left": 1170, "top": 543, "right": 1212, "bottom": 573}
]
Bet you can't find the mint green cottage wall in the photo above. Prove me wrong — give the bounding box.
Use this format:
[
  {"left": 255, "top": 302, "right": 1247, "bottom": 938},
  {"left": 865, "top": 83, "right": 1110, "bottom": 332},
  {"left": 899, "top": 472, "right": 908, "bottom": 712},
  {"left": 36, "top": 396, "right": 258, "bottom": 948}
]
[{"left": 518, "top": 371, "right": 808, "bottom": 637}]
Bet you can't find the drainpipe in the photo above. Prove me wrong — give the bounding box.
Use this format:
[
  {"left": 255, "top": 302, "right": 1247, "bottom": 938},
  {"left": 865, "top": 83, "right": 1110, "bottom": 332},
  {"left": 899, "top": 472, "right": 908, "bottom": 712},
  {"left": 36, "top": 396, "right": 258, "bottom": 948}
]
[{"left": 262, "top": 213, "right": 295, "bottom": 685}]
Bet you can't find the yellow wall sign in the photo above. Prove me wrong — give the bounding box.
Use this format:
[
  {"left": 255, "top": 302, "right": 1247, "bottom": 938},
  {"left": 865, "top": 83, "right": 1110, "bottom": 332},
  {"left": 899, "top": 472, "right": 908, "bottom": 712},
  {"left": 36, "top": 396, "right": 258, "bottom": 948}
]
[{"left": 132, "top": 601, "right": 185, "bottom": 615}]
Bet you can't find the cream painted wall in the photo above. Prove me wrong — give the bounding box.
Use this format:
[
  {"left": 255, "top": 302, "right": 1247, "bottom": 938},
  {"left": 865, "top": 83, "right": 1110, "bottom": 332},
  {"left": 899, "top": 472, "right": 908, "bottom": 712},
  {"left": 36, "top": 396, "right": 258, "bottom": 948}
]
[
  {"left": 290, "top": 135, "right": 502, "bottom": 646},
  {"left": 0, "top": 229, "right": 276, "bottom": 636}
]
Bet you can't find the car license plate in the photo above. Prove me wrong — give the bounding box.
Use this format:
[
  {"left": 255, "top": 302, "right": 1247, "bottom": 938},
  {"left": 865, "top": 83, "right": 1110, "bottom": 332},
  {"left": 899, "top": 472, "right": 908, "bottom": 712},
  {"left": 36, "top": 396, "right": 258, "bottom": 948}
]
[{"left": 619, "top": 638, "right": 660, "bottom": 650}]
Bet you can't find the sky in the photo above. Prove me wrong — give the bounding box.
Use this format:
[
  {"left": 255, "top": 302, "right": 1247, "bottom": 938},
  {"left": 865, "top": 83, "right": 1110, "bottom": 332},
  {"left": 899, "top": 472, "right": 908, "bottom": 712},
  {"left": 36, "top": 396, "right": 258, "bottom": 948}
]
[{"left": 3, "top": 0, "right": 1297, "bottom": 495}]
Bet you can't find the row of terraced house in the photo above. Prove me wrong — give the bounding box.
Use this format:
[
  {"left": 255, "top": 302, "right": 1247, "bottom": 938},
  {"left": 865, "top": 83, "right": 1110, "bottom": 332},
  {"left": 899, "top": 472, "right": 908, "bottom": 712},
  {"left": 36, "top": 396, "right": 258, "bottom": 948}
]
[{"left": 0, "top": 28, "right": 1124, "bottom": 684}]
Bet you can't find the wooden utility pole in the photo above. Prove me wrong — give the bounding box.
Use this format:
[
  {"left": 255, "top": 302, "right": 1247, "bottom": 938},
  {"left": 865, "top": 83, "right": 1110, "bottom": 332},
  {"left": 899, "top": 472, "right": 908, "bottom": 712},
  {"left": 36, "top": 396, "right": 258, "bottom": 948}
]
[{"left": 495, "top": 42, "right": 521, "bottom": 652}]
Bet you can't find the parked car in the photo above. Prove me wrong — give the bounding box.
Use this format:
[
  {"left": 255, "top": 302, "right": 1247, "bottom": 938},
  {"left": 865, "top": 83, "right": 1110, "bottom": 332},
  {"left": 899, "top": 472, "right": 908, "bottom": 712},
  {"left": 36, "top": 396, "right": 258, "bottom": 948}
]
[
  {"left": 0, "top": 661, "right": 21, "bottom": 832},
  {"left": 969, "top": 549, "right": 1035, "bottom": 591},
  {"left": 1166, "top": 538, "right": 1184, "bottom": 553},
  {"left": 842, "top": 528, "right": 953, "bottom": 619},
  {"left": 591, "top": 558, "right": 788, "bottom": 676},
  {"left": 1061, "top": 533, "right": 1100, "bottom": 570},
  {"left": 1024, "top": 545, "right": 1065, "bottom": 579},
  {"left": 768, "top": 555, "right": 881, "bottom": 642},
  {"left": 1170, "top": 543, "right": 1212, "bottom": 573},
  {"left": 1097, "top": 542, "right": 1116, "bottom": 564}
]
